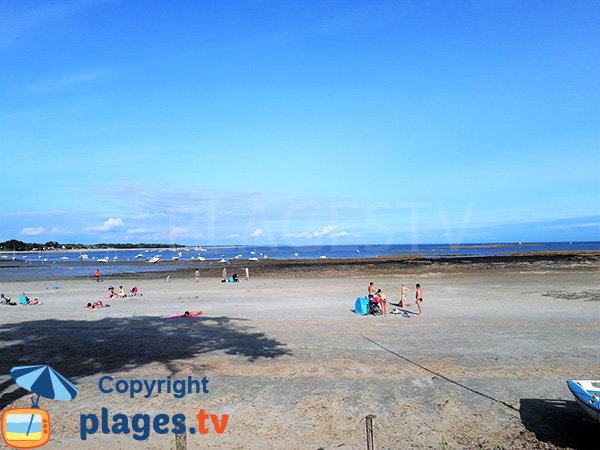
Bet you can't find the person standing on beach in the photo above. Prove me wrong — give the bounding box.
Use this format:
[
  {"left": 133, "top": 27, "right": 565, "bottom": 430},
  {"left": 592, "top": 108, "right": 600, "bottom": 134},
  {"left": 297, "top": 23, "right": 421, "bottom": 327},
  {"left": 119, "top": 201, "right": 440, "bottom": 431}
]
[
  {"left": 95, "top": 269, "right": 101, "bottom": 282},
  {"left": 194, "top": 269, "right": 200, "bottom": 282},
  {"left": 400, "top": 284, "right": 410, "bottom": 308},
  {"left": 376, "top": 289, "right": 388, "bottom": 315},
  {"left": 415, "top": 283, "right": 423, "bottom": 316},
  {"left": 367, "top": 282, "right": 376, "bottom": 298},
  {"left": 222, "top": 267, "right": 227, "bottom": 281},
  {"left": 244, "top": 267, "right": 249, "bottom": 280}
]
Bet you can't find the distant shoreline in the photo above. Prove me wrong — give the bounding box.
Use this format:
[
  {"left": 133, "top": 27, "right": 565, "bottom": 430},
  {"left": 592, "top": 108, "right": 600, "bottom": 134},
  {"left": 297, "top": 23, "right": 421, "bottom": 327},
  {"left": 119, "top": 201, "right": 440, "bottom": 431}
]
[
  {"left": 1, "top": 241, "right": 597, "bottom": 254},
  {"left": 111, "top": 250, "right": 600, "bottom": 280},
  {"left": 2, "top": 249, "right": 598, "bottom": 282}
]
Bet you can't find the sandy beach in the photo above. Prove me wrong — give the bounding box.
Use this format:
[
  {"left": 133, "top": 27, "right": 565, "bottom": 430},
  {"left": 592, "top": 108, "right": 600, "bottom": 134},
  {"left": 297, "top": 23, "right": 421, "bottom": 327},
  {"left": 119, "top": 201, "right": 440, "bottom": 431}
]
[{"left": 1, "top": 257, "right": 599, "bottom": 449}]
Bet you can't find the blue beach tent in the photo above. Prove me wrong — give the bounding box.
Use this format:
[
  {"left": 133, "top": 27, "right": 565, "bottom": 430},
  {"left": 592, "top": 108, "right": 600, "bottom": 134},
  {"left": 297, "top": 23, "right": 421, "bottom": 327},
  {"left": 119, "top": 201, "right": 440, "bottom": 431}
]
[{"left": 354, "top": 297, "right": 369, "bottom": 315}]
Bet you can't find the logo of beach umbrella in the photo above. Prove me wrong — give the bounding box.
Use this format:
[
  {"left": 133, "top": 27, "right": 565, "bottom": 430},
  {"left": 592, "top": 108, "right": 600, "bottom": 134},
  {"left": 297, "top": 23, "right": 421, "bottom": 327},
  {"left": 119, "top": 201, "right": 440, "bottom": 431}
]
[{"left": 1, "top": 365, "right": 78, "bottom": 449}]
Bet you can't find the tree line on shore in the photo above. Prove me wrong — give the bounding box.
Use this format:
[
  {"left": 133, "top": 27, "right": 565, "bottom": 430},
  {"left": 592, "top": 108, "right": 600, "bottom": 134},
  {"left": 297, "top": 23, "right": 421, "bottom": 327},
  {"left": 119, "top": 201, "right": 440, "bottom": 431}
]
[{"left": 0, "top": 240, "right": 182, "bottom": 252}]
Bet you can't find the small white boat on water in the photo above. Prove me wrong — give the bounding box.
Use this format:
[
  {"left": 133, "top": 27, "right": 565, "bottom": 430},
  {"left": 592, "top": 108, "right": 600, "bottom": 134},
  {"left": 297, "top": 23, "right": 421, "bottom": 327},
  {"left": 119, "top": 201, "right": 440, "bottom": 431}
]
[
  {"left": 219, "top": 258, "right": 228, "bottom": 263},
  {"left": 567, "top": 380, "right": 600, "bottom": 423},
  {"left": 248, "top": 257, "right": 259, "bottom": 261},
  {"left": 135, "top": 254, "right": 145, "bottom": 259},
  {"left": 60, "top": 256, "right": 69, "bottom": 261},
  {"left": 97, "top": 257, "right": 109, "bottom": 263},
  {"left": 79, "top": 254, "right": 89, "bottom": 260},
  {"left": 319, "top": 255, "right": 327, "bottom": 259},
  {"left": 147, "top": 256, "right": 161, "bottom": 263}
]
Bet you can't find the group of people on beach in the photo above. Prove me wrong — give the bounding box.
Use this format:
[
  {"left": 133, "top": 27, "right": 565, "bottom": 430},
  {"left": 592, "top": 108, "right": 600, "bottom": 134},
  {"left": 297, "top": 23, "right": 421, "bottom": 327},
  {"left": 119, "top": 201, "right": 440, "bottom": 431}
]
[
  {"left": 222, "top": 267, "right": 249, "bottom": 282},
  {"left": 1, "top": 292, "right": 40, "bottom": 306},
  {"left": 193, "top": 266, "right": 250, "bottom": 283},
  {"left": 83, "top": 283, "right": 141, "bottom": 309},
  {"left": 367, "top": 282, "right": 423, "bottom": 316},
  {"left": 102, "top": 285, "right": 140, "bottom": 298}
]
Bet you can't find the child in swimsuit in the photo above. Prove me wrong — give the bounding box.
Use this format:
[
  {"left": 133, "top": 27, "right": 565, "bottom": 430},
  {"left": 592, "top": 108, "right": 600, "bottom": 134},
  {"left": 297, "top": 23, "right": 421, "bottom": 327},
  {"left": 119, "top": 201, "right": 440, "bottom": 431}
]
[{"left": 400, "top": 284, "right": 410, "bottom": 308}]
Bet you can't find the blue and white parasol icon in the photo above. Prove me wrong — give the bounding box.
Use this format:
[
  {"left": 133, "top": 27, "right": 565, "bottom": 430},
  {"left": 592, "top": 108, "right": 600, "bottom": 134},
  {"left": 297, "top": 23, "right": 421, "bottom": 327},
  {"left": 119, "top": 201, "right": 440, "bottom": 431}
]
[
  {"left": 10, "top": 365, "right": 78, "bottom": 436},
  {"left": 11, "top": 365, "right": 78, "bottom": 404}
]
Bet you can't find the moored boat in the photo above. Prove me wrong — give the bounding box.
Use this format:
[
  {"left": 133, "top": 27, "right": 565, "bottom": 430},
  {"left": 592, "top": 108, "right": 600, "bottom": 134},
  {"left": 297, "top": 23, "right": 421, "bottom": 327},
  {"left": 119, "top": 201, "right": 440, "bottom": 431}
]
[{"left": 567, "top": 380, "right": 600, "bottom": 423}]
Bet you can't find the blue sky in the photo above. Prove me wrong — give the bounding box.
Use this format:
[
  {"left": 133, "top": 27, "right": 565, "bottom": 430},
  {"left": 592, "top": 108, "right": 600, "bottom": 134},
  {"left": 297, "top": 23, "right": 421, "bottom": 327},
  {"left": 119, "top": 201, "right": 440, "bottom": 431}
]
[{"left": 0, "top": 0, "right": 598, "bottom": 245}]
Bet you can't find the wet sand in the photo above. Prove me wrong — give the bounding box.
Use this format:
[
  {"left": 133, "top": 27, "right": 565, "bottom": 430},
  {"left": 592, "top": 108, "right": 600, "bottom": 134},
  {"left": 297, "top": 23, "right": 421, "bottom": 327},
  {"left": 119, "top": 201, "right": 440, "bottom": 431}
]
[{"left": 0, "top": 259, "right": 599, "bottom": 449}]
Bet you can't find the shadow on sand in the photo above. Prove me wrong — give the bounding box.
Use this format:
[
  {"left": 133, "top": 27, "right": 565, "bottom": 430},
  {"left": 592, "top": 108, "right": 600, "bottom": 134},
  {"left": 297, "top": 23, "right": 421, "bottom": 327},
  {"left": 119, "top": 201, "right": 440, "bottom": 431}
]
[
  {"left": 520, "top": 398, "right": 598, "bottom": 449},
  {"left": 0, "top": 316, "right": 290, "bottom": 409}
]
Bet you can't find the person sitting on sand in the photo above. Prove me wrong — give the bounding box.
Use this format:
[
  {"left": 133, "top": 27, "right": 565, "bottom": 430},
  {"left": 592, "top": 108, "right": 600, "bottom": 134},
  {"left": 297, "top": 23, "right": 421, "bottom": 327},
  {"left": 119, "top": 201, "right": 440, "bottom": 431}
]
[
  {"left": 400, "top": 284, "right": 410, "bottom": 308},
  {"left": 117, "top": 286, "right": 125, "bottom": 298},
  {"left": 367, "top": 282, "right": 376, "bottom": 298},
  {"left": 415, "top": 283, "right": 423, "bottom": 316},
  {"left": 107, "top": 286, "right": 115, "bottom": 298},
  {"left": 20, "top": 294, "right": 39, "bottom": 306},
  {"left": 195, "top": 269, "right": 200, "bottom": 282},
  {"left": 129, "top": 286, "right": 139, "bottom": 296},
  {"left": 1, "top": 294, "right": 16, "bottom": 306},
  {"left": 19, "top": 293, "right": 30, "bottom": 305},
  {"left": 376, "top": 289, "right": 388, "bottom": 315}
]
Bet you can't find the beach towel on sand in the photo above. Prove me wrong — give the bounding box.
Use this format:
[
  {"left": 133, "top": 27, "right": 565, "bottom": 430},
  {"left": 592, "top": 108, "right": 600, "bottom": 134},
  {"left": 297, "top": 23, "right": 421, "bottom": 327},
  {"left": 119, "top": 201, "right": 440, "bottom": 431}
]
[{"left": 354, "top": 297, "right": 369, "bottom": 315}]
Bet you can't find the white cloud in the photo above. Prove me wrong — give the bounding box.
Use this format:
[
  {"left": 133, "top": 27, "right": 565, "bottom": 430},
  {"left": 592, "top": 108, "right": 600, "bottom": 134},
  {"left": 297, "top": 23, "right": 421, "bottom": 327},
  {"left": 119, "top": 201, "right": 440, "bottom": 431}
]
[
  {"left": 249, "top": 228, "right": 264, "bottom": 238},
  {"left": 168, "top": 227, "right": 204, "bottom": 241},
  {"left": 330, "top": 231, "right": 349, "bottom": 237},
  {"left": 50, "top": 227, "right": 69, "bottom": 234},
  {"left": 285, "top": 224, "right": 349, "bottom": 239},
  {"left": 549, "top": 222, "right": 600, "bottom": 230},
  {"left": 21, "top": 227, "right": 45, "bottom": 236},
  {"left": 126, "top": 227, "right": 151, "bottom": 234},
  {"left": 169, "top": 227, "right": 188, "bottom": 240},
  {"left": 86, "top": 217, "right": 125, "bottom": 232}
]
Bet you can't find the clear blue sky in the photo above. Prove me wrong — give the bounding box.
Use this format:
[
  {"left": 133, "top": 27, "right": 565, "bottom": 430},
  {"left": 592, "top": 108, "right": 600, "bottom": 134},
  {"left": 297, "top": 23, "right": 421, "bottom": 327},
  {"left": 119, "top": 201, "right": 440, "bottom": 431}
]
[{"left": 0, "top": 0, "right": 598, "bottom": 245}]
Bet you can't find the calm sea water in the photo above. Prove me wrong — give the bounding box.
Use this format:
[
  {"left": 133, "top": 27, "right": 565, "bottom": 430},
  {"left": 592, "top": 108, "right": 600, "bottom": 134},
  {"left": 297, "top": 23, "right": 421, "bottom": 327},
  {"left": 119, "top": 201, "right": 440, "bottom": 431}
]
[{"left": 1, "top": 242, "right": 598, "bottom": 281}]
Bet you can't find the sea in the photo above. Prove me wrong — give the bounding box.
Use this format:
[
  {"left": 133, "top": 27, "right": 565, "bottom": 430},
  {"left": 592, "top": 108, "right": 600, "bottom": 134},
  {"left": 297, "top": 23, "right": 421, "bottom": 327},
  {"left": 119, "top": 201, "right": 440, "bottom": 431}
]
[{"left": 0, "top": 242, "right": 598, "bottom": 281}]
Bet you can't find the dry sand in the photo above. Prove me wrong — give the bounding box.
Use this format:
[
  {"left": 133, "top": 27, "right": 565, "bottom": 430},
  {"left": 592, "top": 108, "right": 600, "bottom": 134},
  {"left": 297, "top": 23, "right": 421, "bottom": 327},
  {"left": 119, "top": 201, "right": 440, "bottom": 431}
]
[{"left": 1, "top": 263, "right": 599, "bottom": 449}]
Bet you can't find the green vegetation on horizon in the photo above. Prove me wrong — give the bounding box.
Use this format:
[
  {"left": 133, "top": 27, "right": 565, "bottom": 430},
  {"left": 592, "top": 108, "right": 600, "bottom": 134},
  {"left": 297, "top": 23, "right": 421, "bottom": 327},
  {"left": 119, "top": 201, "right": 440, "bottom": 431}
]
[{"left": 0, "top": 240, "right": 182, "bottom": 252}]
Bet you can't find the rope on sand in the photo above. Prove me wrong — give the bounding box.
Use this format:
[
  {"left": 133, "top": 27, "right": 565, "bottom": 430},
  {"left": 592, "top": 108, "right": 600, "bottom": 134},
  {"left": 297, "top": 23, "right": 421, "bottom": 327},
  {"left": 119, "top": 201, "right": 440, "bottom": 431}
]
[{"left": 361, "top": 335, "right": 519, "bottom": 413}]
